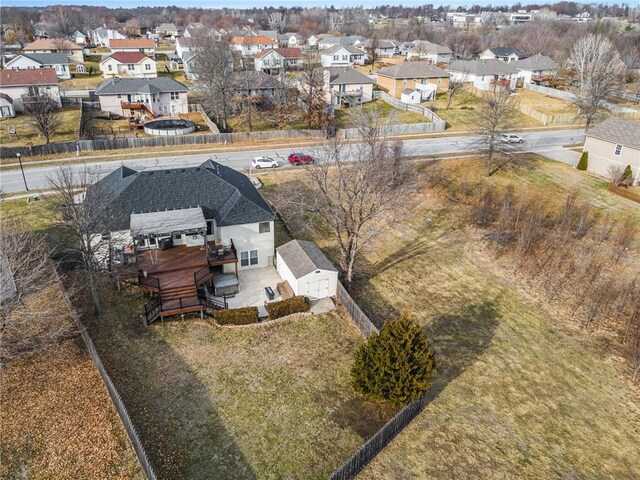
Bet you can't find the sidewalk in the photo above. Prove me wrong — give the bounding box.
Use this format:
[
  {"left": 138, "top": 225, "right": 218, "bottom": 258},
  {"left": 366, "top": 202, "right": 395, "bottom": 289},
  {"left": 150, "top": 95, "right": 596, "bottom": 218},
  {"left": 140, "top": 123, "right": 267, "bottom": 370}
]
[{"left": 530, "top": 146, "right": 582, "bottom": 166}]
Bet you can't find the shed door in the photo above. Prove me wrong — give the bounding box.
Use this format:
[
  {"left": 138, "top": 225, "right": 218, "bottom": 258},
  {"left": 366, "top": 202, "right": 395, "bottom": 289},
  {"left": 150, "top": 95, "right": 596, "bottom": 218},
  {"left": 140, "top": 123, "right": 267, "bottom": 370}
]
[{"left": 306, "top": 278, "right": 329, "bottom": 299}]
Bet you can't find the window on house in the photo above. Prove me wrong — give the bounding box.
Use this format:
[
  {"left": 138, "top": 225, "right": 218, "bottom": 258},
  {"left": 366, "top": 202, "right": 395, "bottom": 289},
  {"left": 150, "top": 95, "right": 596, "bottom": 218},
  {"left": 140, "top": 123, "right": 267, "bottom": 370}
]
[
  {"left": 206, "top": 220, "right": 214, "bottom": 236},
  {"left": 127, "top": 64, "right": 134, "bottom": 69},
  {"left": 614, "top": 144, "right": 623, "bottom": 156},
  {"left": 117, "top": 94, "right": 122, "bottom": 99},
  {"left": 342, "top": 55, "right": 348, "bottom": 61},
  {"left": 333, "top": 54, "right": 339, "bottom": 60},
  {"left": 170, "top": 92, "right": 179, "bottom": 100},
  {"left": 145, "top": 63, "right": 151, "bottom": 70},
  {"left": 240, "top": 250, "right": 259, "bottom": 267},
  {"left": 259, "top": 222, "right": 270, "bottom": 233},
  {"left": 108, "top": 64, "right": 112, "bottom": 71},
  {"left": 403, "top": 79, "right": 408, "bottom": 86}
]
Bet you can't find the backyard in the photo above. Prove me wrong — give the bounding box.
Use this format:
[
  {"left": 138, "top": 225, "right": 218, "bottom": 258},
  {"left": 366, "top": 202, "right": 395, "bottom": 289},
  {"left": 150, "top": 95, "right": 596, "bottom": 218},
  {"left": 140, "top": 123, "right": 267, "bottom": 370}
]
[
  {"left": 83, "top": 110, "right": 211, "bottom": 139},
  {"left": 333, "top": 99, "right": 429, "bottom": 128},
  {"left": 0, "top": 107, "right": 81, "bottom": 147},
  {"left": 426, "top": 89, "right": 542, "bottom": 131},
  {"left": 261, "top": 157, "right": 640, "bottom": 479}
]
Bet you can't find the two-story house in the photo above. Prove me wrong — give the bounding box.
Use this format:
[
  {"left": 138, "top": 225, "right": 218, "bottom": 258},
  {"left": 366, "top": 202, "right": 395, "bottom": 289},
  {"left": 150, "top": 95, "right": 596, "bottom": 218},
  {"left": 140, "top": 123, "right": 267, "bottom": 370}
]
[
  {"left": 91, "top": 27, "right": 126, "bottom": 47},
  {"left": 278, "top": 33, "right": 303, "bottom": 48},
  {"left": 320, "top": 45, "right": 366, "bottom": 67},
  {"left": 175, "top": 36, "right": 197, "bottom": 59},
  {"left": 376, "top": 61, "right": 449, "bottom": 100},
  {"left": 109, "top": 38, "right": 156, "bottom": 57},
  {"left": 22, "top": 38, "right": 83, "bottom": 63},
  {"left": 95, "top": 77, "right": 189, "bottom": 117},
  {"left": 99, "top": 52, "right": 158, "bottom": 78},
  {"left": 229, "top": 36, "right": 279, "bottom": 56},
  {"left": 83, "top": 160, "right": 277, "bottom": 320},
  {"left": 324, "top": 68, "right": 374, "bottom": 108},
  {"left": 479, "top": 47, "right": 528, "bottom": 63},
  {"left": 4, "top": 53, "right": 71, "bottom": 80},
  {"left": 511, "top": 54, "right": 558, "bottom": 83},
  {"left": 254, "top": 48, "right": 303, "bottom": 74},
  {"left": 0, "top": 68, "right": 61, "bottom": 117},
  {"left": 448, "top": 59, "right": 518, "bottom": 91},
  {"left": 405, "top": 40, "right": 453, "bottom": 64}
]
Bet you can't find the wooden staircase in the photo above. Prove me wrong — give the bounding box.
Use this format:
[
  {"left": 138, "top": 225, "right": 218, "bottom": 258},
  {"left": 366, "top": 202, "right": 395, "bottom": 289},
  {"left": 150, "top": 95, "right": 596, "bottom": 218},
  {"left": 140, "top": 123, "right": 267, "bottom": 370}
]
[{"left": 161, "top": 284, "right": 197, "bottom": 301}]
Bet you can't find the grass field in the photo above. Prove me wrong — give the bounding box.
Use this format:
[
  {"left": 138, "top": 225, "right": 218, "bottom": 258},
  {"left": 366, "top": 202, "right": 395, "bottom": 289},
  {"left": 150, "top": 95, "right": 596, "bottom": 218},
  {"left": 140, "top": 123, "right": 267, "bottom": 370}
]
[
  {"left": 426, "top": 89, "right": 541, "bottom": 131},
  {"left": 0, "top": 107, "right": 81, "bottom": 147},
  {"left": 334, "top": 99, "right": 429, "bottom": 129},
  {"left": 82, "top": 285, "right": 392, "bottom": 479},
  {"left": 514, "top": 88, "right": 578, "bottom": 116},
  {"left": 227, "top": 112, "right": 310, "bottom": 132},
  {"left": 60, "top": 75, "right": 105, "bottom": 90},
  {"left": 261, "top": 157, "right": 640, "bottom": 479}
]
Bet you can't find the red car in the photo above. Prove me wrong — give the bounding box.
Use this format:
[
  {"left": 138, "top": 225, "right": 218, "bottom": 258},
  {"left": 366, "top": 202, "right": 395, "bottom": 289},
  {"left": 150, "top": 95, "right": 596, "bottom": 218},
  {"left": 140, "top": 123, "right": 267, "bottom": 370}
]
[{"left": 287, "top": 152, "right": 315, "bottom": 165}]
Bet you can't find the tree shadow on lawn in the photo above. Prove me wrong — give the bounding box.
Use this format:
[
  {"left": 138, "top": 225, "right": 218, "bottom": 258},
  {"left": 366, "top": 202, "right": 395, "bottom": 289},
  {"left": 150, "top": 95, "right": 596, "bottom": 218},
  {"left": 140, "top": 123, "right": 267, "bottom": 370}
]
[{"left": 81, "top": 284, "right": 258, "bottom": 480}]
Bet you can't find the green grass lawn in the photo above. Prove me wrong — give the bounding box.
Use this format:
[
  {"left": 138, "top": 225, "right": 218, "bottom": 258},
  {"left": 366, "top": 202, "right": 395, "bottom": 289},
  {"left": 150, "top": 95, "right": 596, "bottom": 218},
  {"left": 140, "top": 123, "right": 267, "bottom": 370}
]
[
  {"left": 427, "top": 89, "right": 542, "bottom": 131},
  {"left": 261, "top": 158, "right": 640, "bottom": 480},
  {"left": 83, "top": 286, "right": 392, "bottom": 479},
  {"left": 333, "top": 99, "right": 429, "bottom": 129},
  {"left": 0, "top": 107, "right": 80, "bottom": 147}
]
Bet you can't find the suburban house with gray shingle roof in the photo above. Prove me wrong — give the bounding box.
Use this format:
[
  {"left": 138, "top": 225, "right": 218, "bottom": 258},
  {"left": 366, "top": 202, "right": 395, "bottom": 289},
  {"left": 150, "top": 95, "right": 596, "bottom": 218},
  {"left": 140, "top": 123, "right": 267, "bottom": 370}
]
[
  {"left": 583, "top": 117, "right": 640, "bottom": 185},
  {"left": 95, "top": 76, "right": 188, "bottom": 117},
  {"left": 323, "top": 67, "right": 374, "bottom": 108},
  {"left": 511, "top": 54, "right": 558, "bottom": 83},
  {"left": 320, "top": 45, "right": 366, "bottom": 68},
  {"left": 376, "top": 61, "right": 449, "bottom": 99},
  {"left": 405, "top": 40, "right": 452, "bottom": 64},
  {"left": 479, "top": 47, "right": 528, "bottom": 63},
  {"left": 84, "top": 160, "right": 278, "bottom": 318},
  {"left": 4, "top": 53, "right": 71, "bottom": 79},
  {"left": 447, "top": 59, "right": 518, "bottom": 91}
]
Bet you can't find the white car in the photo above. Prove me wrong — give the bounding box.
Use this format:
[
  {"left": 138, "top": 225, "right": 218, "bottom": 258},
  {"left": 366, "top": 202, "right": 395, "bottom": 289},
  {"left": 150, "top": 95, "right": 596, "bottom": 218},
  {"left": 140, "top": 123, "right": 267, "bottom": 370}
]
[
  {"left": 252, "top": 156, "right": 279, "bottom": 169},
  {"left": 500, "top": 134, "right": 525, "bottom": 144}
]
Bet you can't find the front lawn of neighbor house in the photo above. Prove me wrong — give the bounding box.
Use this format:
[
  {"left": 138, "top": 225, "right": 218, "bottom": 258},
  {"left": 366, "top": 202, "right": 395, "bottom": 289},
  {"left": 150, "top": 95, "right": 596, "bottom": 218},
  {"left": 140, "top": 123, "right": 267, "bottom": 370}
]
[
  {"left": 0, "top": 107, "right": 80, "bottom": 147},
  {"left": 333, "top": 99, "right": 429, "bottom": 129},
  {"left": 83, "top": 285, "right": 393, "bottom": 479}
]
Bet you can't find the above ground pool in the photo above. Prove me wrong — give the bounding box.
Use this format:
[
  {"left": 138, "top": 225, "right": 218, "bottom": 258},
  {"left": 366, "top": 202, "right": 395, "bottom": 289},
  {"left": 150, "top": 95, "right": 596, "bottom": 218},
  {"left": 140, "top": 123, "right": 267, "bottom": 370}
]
[{"left": 144, "top": 119, "right": 196, "bottom": 136}]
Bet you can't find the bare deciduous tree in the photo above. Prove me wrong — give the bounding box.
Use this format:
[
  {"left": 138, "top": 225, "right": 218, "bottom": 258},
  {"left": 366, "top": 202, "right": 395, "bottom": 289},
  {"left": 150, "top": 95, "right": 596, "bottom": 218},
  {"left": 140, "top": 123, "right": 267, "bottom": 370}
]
[
  {"left": 47, "top": 166, "right": 108, "bottom": 315},
  {"left": 473, "top": 89, "right": 523, "bottom": 177},
  {"left": 299, "top": 53, "right": 329, "bottom": 129},
  {"left": 567, "top": 34, "right": 626, "bottom": 129},
  {"left": 24, "top": 94, "right": 60, "bottom": 144},
  {"left": 0, "top": 222, "right": 76, "bottom": 364},
  {"left": 264, "top": 70, "right": 300, "bottom": 129},
  {"left": 268, "top": 11, "right": 287, "bottom": 32},
  {"left": 275, "top": 109, "right": 415, "bottom": 290},
  {"left": 446, "top": 77, "right": 466, "bottom": 109}
]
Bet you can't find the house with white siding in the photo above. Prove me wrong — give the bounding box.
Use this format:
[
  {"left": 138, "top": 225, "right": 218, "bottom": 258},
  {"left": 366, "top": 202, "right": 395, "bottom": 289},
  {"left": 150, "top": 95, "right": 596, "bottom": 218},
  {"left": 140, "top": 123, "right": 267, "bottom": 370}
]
[
  {"left": 0, "top": 68, "right": 61, "bottom": 117},
  {"left": 99, "top": 52, "right": 157, "bottom": 78},
  {"left": 109, "top": 38, "right": 156, "bottom": 57},
  {"left": 22, "top": 38, "right": 83, "bottom": 63},
  {"left": 5, "top": 53, "right": 71, "bottom": 80},
  {"left": 448, "top": 59, "right": 518, "bottom": 91},
  {"left": 254, "top": 48, "right": 303, "bottom": 74},
  {"left": 320, "top": 45, "right": 366, "bottom": 67}
]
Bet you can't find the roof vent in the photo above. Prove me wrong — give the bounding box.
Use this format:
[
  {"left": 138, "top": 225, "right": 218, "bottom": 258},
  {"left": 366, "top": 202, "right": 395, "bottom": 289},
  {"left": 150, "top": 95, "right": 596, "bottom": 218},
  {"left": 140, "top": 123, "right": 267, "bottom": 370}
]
[{"left": 165, "top": 170, "right": 170, "bottom": 174}]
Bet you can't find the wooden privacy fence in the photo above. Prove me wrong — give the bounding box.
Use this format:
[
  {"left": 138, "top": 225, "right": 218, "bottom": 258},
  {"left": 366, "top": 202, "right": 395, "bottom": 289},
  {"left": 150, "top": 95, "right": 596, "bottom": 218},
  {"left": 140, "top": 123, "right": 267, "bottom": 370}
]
[
  {"left": 187, "top": 103, "right": 220, "bottom": 133},
  {"left": 375, "top": 91, "right": 447, "bottom": 130},
  {"left": 329, "top": 395, "right": 428, "bottom": 480},
  {"left": 517, "top": 104, "right": 578, "bottom": 126},
  {"left": 53, "top": 269, "right": 157, "bottom": 480},
  {"left": 336, "top": 281, "right": 378, "bottom": 338}
]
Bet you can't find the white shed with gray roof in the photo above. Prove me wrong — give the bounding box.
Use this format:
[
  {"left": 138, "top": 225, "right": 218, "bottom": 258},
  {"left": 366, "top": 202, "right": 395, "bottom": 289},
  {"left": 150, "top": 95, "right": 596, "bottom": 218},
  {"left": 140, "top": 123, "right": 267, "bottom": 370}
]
[{"left": 276, "top": 240, "right": 338, "bottom": 299}]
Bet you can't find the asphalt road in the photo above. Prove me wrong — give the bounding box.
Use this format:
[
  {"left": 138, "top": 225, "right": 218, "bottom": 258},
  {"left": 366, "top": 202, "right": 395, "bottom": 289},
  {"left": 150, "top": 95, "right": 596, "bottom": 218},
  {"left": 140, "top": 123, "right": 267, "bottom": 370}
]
[{"left": 0, "top": 128, "right": 585, "bottom": 194}]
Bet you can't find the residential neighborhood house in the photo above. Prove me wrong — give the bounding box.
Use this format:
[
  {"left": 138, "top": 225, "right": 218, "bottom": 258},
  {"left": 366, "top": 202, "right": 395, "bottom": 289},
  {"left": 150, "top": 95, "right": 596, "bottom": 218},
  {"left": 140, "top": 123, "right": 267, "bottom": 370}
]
[
  {"left": 254, "top": 48, "right": 303, "bottom": 74},
  {"left": 94, "top": 76, "right": 188, "bottom": 118},
  {"left": 22, "top": 38, "right": 83, "bottom": 63},
  {"left": 582, "top": 117, "right": 640, "bottom": 186},
  {"left": 320, "top": 45, "right": 366, "bottom": 68},
  {"left": 511, "top": 53, "right": 558, "bottom": 83},
  {"left": 71, "top": 30, "right": 87, "bottom": 44},
  {"left": 376, "top": 61, "right": 449, "bottom": 100},
  {"left": 99, "top": 52, "right": 158, "bottom": 78},
  {"left": 278, "top": 33, "right": 303, "bottom": 48},
  {"left": 406, "top": 40, "right": 453, "bottom": 64},
  {"left": 324, "top": 67, "right": 374, "bottom": 108},
  {"left": 479, "top": 47, "right": 528, "bottom": 63},
  {"left": 90, "top": 27, "right": 126, "bottom": 47},
  {"left": 5, "top": 53, "right": 71, "bottom": 80},
  {"left": 109, "top": 38, "right": 156, "bottom": 57},
  {"left": 448, "top": 59, "right": 518, "bottom": 91},
  {"left": 317, "top": 35, "right": 366, "bottom": 50},
  {"left": 155, "top": 23, "right": 179, "bottom": 38},
  {"left": 364, "top": 38, "right": 399, "bottom": 58},
  {"left": 0, "top": 68, "right": 61, "bottom": 117},
  {"left": 229, "top": 36, "right": 279, "bottom": 56}
]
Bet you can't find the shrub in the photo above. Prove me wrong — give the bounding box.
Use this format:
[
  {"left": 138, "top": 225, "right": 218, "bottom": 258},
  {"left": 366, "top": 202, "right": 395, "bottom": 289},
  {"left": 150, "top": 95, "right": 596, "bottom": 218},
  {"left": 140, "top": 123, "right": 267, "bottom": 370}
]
[
  {"left": 351, "top": 311, "right": 436, "bottom": 407},
  {"left": 621, "top": 165, "right": 633, "bottom": 184},
  {"left": 577, "top": 151, "right": 588, "bottom": 171},
  {"left": 266, "top": 295, "right": 310, "bottom": 320},
  {"left": 214, "top": 307, "right": 258, "bottom": 325}
]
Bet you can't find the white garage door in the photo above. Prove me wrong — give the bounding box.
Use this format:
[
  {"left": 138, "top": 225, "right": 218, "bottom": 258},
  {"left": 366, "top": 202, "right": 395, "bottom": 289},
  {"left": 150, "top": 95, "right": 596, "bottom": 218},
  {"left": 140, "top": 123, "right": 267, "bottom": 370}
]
[{"left": 305, "top": 278, "right": 329, "bottom": 299}]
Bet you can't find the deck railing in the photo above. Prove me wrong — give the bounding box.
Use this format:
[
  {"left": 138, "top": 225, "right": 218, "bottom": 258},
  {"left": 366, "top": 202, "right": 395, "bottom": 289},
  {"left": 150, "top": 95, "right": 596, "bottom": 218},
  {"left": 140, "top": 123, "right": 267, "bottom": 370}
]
[
  {"left": 138, "top": 274, "right": 160, "bottom": 291},
  {"left": 143, "top": 294, "right": 228, "bottom": 325},
  {"left": 194, "top": 265, "right": 212, "bottom": 285}
]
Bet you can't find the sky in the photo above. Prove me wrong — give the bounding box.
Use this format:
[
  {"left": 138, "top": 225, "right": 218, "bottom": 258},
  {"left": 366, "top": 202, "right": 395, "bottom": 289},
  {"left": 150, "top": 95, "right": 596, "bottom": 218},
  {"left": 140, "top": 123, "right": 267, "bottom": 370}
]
[{"left": 1, "top": 0, "right": 604, "bottom": 8}]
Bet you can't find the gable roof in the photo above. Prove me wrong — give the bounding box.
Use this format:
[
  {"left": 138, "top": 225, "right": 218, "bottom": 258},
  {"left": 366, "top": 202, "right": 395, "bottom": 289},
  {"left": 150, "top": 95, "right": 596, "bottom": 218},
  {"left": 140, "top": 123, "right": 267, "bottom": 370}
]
[
  {"left": 101, "top": 52, "right": 154, "bottom": 64},
  {"left": 587, "top": 117, "right": 640, "bottom": 150},
  {"left": 319, "top": 35, "right": 366, "bottom": 46},
  {"left": 8, "top": 53, "right": 69, "bottom": 66},
  {"left": 328, "top": 67, "right": 374, "bottom": 85},
  {"left": 408, "top": 40, "right": 452, "bottom": 55},
  {"left": 255, "top": 47, "right": 303, "bottom": 60},
  {"left": 95, "top": 77, "right": 188, "bottom": 95},
  {"left": 321, "top": 44, "right": 364, "bottom": 56},
  {"left": 109, "top": 38, "right": 155, "bottom": 49},
  {"left": 230, "top": 35, "right": 278, "bottom": 46},
  {"left": 448, "top": 59, "right": 518, "bottom": 75},
  {"left": 277, "top": 240, "right": 337, "bottom": 278},
  {"left": 85, "top": 160, "right": 276, "bottom": 232},
  {"left": 23, "top": 38, "right": 82, "bottom": 51},
  {"left": 486, "top": 47, "right": 527, "bottom": 58},
  {"left": 0, "top": 68, "right": 59, "bottom": 87},
  {"left": 232, "top": 70, "right": 282, "bottom": 90},
  {"left": 511, "top": 53, "right": 558, "bottom": 71},
  {"left": 377, "top": 61, "right": 449, "bottom": 79},
  {"left": 156, "top": 23, "right": 178, "bottom": 32}
]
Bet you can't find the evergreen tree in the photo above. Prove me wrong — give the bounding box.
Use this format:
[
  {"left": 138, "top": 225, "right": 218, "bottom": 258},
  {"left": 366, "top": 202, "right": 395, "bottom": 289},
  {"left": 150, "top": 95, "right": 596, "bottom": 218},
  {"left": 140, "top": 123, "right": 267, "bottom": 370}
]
[
  {"left": 577, "top": 151, "right": 588, "bottom": 171},
  {"left": 621, "top": 165, "right": 633, "bottom": 184},
  {"left": 351, "top": 312, "right": 436, "bottom": 407}
]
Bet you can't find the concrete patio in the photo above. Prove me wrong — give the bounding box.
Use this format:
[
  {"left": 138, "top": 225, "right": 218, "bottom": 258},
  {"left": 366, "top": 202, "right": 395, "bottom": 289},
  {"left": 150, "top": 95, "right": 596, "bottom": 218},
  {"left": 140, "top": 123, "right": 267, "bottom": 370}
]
[{"left": 225, "top": 266, "right": 284, "bottom": 316}]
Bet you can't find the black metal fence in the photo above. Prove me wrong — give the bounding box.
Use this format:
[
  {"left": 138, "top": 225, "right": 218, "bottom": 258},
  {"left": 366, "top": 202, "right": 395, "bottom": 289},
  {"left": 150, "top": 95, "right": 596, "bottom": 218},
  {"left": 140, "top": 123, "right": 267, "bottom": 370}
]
[
  {"left": 329, "top": 395, "right": 427, "bottom": 480},
  {"left": 336, "top": 281, "right": 379, "bottom": 338},
  {"left": 53, "top": 269, "right": 157, "bottom": 480}
]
